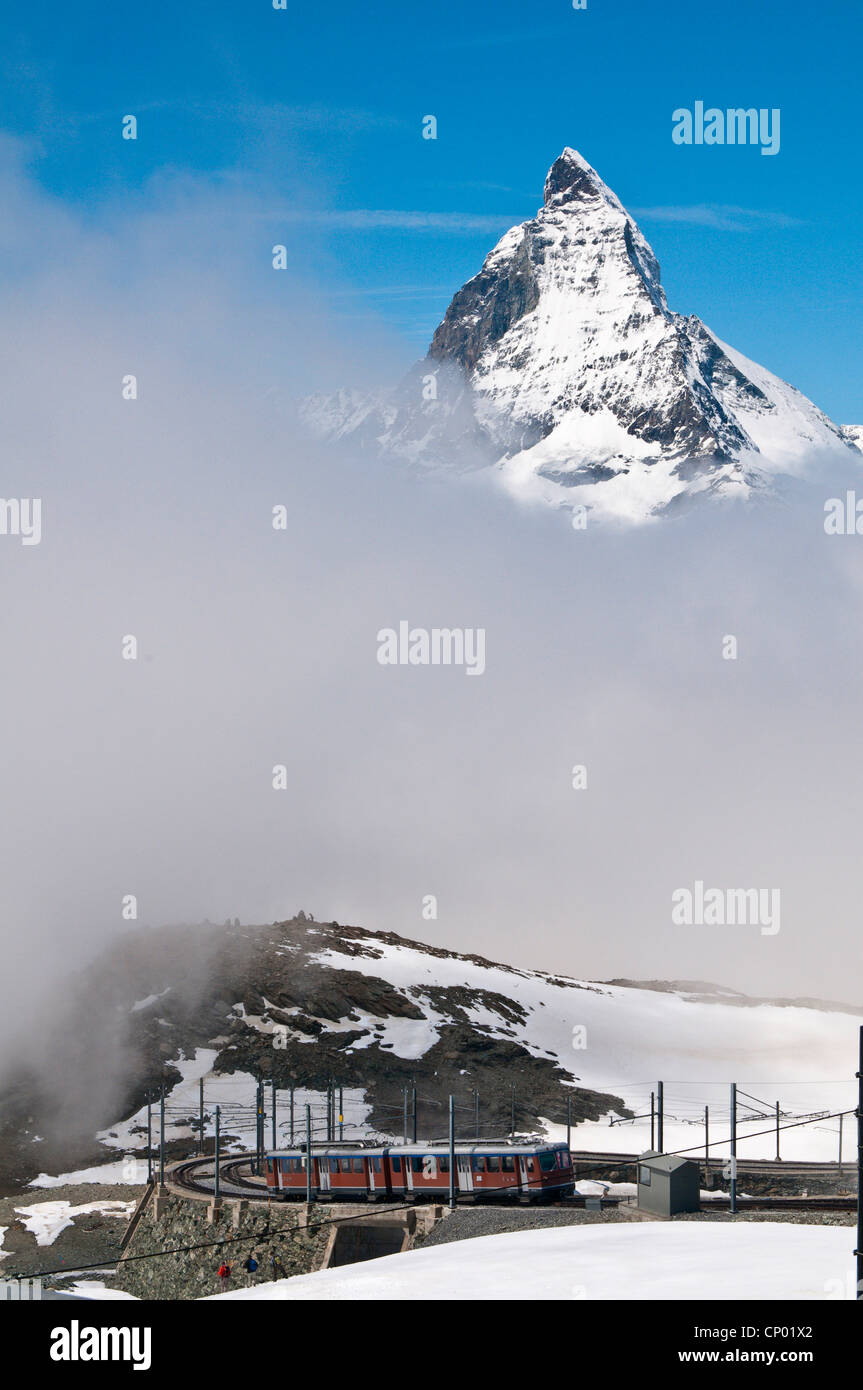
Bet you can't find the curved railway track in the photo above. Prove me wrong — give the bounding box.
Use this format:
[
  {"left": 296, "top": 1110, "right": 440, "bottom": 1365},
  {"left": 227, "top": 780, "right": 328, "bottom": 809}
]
[
  {"left": 167, "top": 1155, "right": 856, "bottom": 1212},
  {"left": 171, "top": 1156, "right": 269, "bottom": 1199},
  {"left": 569, "top": 1150, "right": 856, "bottom": 1180}
]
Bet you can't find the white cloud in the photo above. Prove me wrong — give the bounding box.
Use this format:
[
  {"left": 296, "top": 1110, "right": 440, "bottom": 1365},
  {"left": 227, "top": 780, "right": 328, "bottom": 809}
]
[{"left": 632, "top": 203, "right": 802, "bottom": 231}]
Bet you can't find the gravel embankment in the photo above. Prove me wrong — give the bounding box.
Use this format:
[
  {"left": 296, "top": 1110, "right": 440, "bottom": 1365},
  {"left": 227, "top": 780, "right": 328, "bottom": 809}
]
[
  {"left": 674, "top": 1210, "right": 854, "bottom": 1227},
  {"left": 416, "top": 1203, "right": 855, "bottom": 1250},
  {"left": 415, "top": 1205, "right": 632, "bottom": 1249}
]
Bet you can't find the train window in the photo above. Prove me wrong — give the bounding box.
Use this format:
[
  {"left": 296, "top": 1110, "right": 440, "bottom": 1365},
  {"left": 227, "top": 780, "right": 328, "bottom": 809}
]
[
  {"left": 526, "top": 1157, "right": 534, "bottom": 1171},
  {"left": 557, "top": 1150, "right": 571, "bottom": 1169},
  {"left": 439, "top": 1157, "right": 449, "bottom": 1172},
  {"left": 539, "top": 1151, "right": 556, "bottom": 1172},
  {"left": 486, "top": 1156, "right": 500, "bottom": 1172},
  {"left": 502, "top": 1155, "right": 515, "bottom": 1172},
  {"left": 392, "top": 1156, "right": 401, "bottom": 1172},
  {"left": 410, "top": 1156, "right": 424, "bottom": 1174},
  {"left": 372, "top": 1157, "right": 382, "bottom": 1173},
  {"left": 352, "top": 1157, "right": 365, "bottom": 1173},
  {"left": 339, "top": 1158, "right": 351, "bottom": 1173},
  {"left": 329, "top": 1158, "right": 339, "bottom": 1174},
  {"left": 265, "top": 1159, "right": 273, "bottom": 1174},
  {"left": 472, "top": 1156, "right": 486, "bottom": 1172}
]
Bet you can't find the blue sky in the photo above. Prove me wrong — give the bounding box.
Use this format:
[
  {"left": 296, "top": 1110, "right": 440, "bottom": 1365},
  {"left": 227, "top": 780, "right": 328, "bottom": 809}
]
[{"left": 2, "top": 0, "right": 861, "bottom": 420}]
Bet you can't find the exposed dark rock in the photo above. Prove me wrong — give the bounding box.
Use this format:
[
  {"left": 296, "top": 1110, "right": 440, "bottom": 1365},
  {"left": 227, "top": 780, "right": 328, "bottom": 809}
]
[
  {"left": 301, "top": 147, "right": 852, "bottom": 520},
  {"left": 0, "top": 916, "right": 628, "bottom": 1188}
]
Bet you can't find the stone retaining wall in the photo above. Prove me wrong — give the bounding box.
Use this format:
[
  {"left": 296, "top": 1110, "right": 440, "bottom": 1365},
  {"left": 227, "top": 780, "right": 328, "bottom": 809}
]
[
  {"left": 114, "top": 1194, "right": 333, "bottom": 1300},
  {"left": 115, "top": 1193, "right": 444, "bottom": 1299}
]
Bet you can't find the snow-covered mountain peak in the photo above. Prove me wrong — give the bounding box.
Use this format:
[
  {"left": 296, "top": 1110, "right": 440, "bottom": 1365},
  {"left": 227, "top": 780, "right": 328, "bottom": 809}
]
[
  {"left": 543, "top": 146, "right": 617, "bottom": 208},
  {"left": 303, "top": 149, "right": 859, "bottom": 524}
]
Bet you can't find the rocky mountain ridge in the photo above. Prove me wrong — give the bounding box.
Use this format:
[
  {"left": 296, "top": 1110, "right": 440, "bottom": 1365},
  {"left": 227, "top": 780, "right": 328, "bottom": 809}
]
[
  {"left": 3, "top": 915, "right": 859, "bottom": 1189},
  {"left": 303, "top": 148, "right": 860, "bottom": 523}
]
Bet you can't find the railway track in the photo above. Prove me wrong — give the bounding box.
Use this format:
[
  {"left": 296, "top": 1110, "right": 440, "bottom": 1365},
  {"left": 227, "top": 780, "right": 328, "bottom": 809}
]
[
  {"left": 555, "top": 1195, "right": 855, "bottom": 1212},
  {"left": 170, "top": 1156, "right": 269, "bottom": 1199},
  {"left": 569, "top": 1150, "right": 856, "bottom": 1180},
  {"left": 699, "top": 1196, "right": 855, "bottom": 1211},
  {"left": 167, "top": 1155, "right": 855, "bottom": 1213}
]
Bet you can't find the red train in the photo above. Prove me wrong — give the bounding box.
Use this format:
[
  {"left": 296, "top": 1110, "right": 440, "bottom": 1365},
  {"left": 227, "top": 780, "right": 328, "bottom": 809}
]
[{"left": 264, "top": 1140, "right": 574, "bottom": 1202}]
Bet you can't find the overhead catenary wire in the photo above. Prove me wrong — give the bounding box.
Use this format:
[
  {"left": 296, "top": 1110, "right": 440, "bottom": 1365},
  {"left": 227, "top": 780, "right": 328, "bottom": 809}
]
[
  {"left": 19, "top": 1102, "right": 860, "bottom": 1284},
  {"left": 8, "top": 1200, "right": 424, "bottom": 1284}
]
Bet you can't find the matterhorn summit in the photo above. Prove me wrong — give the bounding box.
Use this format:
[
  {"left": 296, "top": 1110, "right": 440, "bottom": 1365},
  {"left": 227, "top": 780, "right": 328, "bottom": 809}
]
[{"left": 303, "top": 148, "right": 858, "bottom": 523}]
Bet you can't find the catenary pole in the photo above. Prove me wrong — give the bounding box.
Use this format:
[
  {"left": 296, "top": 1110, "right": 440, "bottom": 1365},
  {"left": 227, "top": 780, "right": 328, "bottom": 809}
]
[
  {"left": 251, "top": 1080, "right": 257, "bottom": 1175},
  {"left": 704, "top": 1106, "right": 709, "bottom": 1187},
  {"left": 448, "top": 1094, "right": 456, "bottom": 1209},
  {"left": 339, "top": 1085, "right": 344, "bottom": 1142},
  {"left": 257, "top": 1077, "right": 263, "bottom": 1175},
  {"left": 730, "top": 1082, "right": 738, "bottom": 1216},
  {"left": 159, "top": 1086, "right": 165, "bottom": 1187},
  {"left": 146, "top": 1092, "right": 152, "bottom": 1183},
  {"left": 850, "top": 1028, "right": 856, "bottom": 1295},
  {"left": 775, "top": 1101, "right": 781, "bottom": 1161},
  {"left": 214, "top": 1104, "right": 220, "bottom": 1201},
  {"left": 650, "top": 1091, "right": 655, "bottom": 1150},
  {"left": 254, "top": 1079, "right": 259, "bottom": 1174},
  {"left": 199, "top": 1077, "right": 204, "bottom": 1157},
  {"left": 272, "top": 1079, "right": 277, "bottom": 1152},
  {"left": 657, "top": 1081, "right": 664, "bottom": 1153},
  {"left": 305, "top": 1104, "right": 313, "bottom": 1204},
  {"left": 412, "top": 1085, "right": 417, "bottom": 1144}
]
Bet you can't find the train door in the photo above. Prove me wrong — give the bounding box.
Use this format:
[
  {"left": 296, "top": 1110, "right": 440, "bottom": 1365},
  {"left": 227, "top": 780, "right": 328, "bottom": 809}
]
[
  {"left": 404, "top": 1154, "right": 434, "bottom": 1193},
  {"left": 457, "top": 1155, "right": 473, "bottom": 1194},
  {"left": 368, "top": 1156, "right": 384, "bottom": 1197},
  {"left": 518, "top": 1156, "right": 531, "bottom": 1193},
  {"left": 317, "top": 1157, "right": 330, "bottom": 1193},
  {"left": 388, "top": 1154, "right": 405, "bottom": 1193}
]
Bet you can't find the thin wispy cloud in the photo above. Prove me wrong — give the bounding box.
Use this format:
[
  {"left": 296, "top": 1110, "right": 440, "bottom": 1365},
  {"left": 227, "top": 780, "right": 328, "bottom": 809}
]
[
  {"left": 223, "top": 101, "right": 405, "bottom": 134},
  {"left": 424, "top": 179, "right": 538, "bottom": 199},
  {"left": 98, "top": 98, "right": 405, "bottom": 133},
  {"left": 632, "top": 204, "right": 803, "bottom": 232},
  {"left": 321, "top": 285, "right": 454, "bottom": 299},
  {"left": 277, "top": 203, "right": 800, "bottom": 238},
  {"left": 275, "top": 208, "right": 520, "bottom": 233}
]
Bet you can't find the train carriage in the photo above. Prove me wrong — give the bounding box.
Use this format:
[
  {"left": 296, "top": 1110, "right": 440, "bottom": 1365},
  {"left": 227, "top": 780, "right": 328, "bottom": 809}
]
[{"left": 264, "top": 1141, "right": 573, "bottom": 1202}]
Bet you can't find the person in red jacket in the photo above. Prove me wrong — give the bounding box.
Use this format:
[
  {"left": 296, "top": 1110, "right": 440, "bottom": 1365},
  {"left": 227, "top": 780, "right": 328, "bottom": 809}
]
[{"left": 217, "top": 1261, "right": 231, "bottom": 1292}]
